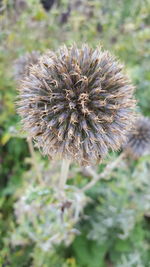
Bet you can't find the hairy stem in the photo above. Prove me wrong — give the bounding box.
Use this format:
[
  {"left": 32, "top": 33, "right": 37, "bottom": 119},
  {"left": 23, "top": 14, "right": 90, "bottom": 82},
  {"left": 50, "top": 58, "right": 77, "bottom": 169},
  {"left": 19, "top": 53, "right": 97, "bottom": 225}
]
[
  {"left": 82, "top": 152, "right": 126, "bottom": 192},
  {"left": 59, "top": 159, "right": 71, "bottom": 190}
]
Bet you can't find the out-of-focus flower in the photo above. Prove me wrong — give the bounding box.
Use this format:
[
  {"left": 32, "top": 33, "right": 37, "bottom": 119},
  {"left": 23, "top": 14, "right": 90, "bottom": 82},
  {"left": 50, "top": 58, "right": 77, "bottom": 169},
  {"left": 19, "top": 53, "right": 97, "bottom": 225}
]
[
  {"left": 17, "top": 44, "right": 136, "bottom": 165},
  {"left": 14, "top": 51, "right": 41, "bottom": 81},
  {"left": 40, "top": 0, "right": 55, "bottom": 11},
  {"left": 124, "top": 116, "right": 150, "bottom": 159}
]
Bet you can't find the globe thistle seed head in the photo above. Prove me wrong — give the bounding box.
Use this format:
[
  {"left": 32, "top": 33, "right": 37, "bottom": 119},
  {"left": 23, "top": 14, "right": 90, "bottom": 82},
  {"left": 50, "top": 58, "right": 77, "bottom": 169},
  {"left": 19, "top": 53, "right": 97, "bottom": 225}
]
[
  {"left": 14, "top": 51, "right": 41, "bottom": 81},
  {"left": 124, "top": 117, "right": 150, "bottom": 159},
  {"left": 17, "top": 44, "right": 136, "bottom": 165}
]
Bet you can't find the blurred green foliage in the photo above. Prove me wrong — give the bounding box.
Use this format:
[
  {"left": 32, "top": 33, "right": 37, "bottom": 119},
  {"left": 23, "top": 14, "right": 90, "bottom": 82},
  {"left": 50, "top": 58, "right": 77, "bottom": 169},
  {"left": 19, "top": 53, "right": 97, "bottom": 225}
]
[{"left": 0, "top": 0, "right": 150, "bottom": 266}]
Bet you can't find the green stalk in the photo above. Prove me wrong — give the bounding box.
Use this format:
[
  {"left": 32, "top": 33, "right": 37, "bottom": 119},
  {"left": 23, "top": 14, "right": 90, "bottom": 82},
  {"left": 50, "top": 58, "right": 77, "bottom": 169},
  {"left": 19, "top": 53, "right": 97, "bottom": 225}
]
[{"left": 59, "top": 158, "right": 71, "bottom": 190}]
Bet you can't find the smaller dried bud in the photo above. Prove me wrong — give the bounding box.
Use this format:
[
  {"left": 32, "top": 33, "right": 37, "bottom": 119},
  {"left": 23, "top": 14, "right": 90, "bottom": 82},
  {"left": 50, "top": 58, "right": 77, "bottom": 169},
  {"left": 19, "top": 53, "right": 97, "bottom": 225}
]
[
  {"left": 124, "top": 117, "right": 150, "bottom": 159},
  {"left": 14, "top": 51, "right": 41, "bottom": 81}
]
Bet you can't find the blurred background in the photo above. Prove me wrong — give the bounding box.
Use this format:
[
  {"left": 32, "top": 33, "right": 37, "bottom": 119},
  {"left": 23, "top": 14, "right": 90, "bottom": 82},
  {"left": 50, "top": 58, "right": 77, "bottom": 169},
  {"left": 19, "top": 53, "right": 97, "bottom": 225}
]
[{"left": 0, "top": 0, "right": 150, "bottom": 266}]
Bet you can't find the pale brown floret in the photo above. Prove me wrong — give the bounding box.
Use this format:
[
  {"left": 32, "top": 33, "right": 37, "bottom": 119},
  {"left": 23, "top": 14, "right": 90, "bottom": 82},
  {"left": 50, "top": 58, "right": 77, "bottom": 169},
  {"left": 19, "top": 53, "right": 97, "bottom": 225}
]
[{"left": 17, "top": 44, "right": 136, "bottom": 165}]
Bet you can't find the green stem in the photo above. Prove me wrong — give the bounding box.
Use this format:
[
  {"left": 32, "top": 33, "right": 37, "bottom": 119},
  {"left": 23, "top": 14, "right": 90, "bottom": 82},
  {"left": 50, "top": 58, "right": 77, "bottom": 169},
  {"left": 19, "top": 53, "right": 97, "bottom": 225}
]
[
  {"left": 82, "top": 152, "right": 126, "bottom": 192},
  {"left": 27, "top": 137, "right": 43, "bottom": 184},
  {"left": 59, "top": 159, "right": 71, "bottom": 190}
]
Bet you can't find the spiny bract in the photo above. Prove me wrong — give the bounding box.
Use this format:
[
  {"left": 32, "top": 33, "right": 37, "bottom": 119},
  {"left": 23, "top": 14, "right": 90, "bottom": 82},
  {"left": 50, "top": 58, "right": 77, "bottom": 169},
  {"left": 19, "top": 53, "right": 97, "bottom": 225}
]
[
  {"left": 14, "top": 51, "right": 41, "bottom": 81},
  {"left": 125, "top": 117, "right": 150, "bottom": 159},
  {"left": 17, "top": 44, "right": 135, "bottom": 165}
]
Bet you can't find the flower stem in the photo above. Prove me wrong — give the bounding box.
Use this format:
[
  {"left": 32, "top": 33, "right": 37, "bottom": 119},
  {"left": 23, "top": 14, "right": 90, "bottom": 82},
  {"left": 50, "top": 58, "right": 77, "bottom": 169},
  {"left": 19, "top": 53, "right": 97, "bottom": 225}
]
[
  {"left": 27, "top": 137, "right": 42, "bottom": 184},
  {"left": 82, "top": 152, "right": 126, "bottom": 192},
  {"left": 59, "top": 159, "right": 71, "bottom": 190}
]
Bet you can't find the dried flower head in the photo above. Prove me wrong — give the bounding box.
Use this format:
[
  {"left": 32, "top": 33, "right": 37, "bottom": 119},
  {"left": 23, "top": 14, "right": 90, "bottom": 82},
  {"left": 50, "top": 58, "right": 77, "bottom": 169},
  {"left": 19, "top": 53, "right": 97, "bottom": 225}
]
[
  {"left": 124, "top": 117, "right": 150, "bottom": 159},
  {"left": 17, "top": 44, "right": 135, "bottom": 165},
  {"left": 14, "top": 51, "right": 41, "bottom": 81}
]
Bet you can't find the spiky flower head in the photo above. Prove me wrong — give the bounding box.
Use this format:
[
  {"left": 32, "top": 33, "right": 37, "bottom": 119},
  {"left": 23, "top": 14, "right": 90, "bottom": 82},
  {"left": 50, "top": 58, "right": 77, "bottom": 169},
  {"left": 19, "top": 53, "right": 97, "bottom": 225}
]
[
  {"left": 124, "top": 117, "right": 150, "bottom": 159},
  {"left": 17, "top": 44, "right": 135, "bottom": 165},
  {"left": 14, "top": 51, "right": 41, "bottom": 81}
]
